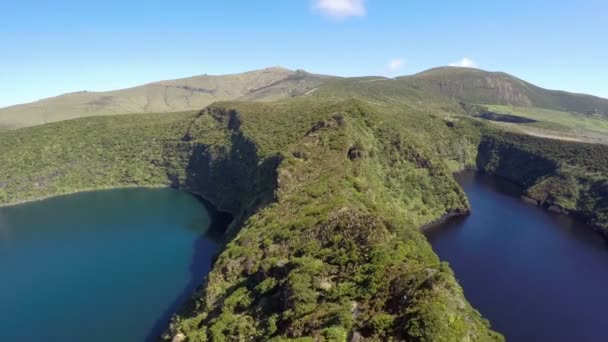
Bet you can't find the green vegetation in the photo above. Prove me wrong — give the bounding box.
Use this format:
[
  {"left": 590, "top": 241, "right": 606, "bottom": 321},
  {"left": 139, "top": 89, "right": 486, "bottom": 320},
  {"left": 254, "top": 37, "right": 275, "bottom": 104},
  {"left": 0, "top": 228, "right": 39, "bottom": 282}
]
[
  {"left": 476, "top": 125, "right": 608, "bottom": 231},
  {"left": 480, "top": 105, "right": 608, "bottom": 144},
  {"left": 0, "top": 112, "right": 193, "bottom": 204},
  {"left": 164, "top": 98, "right": 500, "bottom": 341},
  {"left": 0, "top": 93, "right": 501, "bottom": 341},
  {"left": 406, "top": 67, "right": 608, "bottom": 118},
  {"left": 486, "top": 105, "right": 608, "bottom": 133},
  {"left": 8, "top": 65, "right": 608, "bottom": 131},
  {"left": 2, "top": 66, "right": 608, "bottom": 341}
]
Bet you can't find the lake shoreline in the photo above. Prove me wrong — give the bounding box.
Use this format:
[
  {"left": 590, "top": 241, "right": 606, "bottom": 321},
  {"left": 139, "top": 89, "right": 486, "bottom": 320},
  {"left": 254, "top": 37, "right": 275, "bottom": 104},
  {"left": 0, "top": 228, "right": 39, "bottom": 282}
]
[
  {"left": 0, "top": 187, "right": 219, "bottom": 341},
  {"left": 426, "top": 171, "right": 608, "bottom": 341},
  {"left": 420, "top": 207, "right": 471, "bottom": 232},
  {"left": 0, "top": 183, "right": 169, "bottom": 209},
  {"left": 461, "top": 169, "right": 608, "bottom": 242},
  {"left": 520, "top": 194, "right": 608, "bottom": 240}
]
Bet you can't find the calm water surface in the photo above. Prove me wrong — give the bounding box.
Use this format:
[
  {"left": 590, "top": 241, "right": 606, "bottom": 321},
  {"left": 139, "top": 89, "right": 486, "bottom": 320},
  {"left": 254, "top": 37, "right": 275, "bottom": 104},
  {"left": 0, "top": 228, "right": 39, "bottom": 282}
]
[
  {"left": 427, "top": 172, "right": 608, "bottom": 342},
  {"left": 0, "top": 188, "right": 220, "bottom": 342}
]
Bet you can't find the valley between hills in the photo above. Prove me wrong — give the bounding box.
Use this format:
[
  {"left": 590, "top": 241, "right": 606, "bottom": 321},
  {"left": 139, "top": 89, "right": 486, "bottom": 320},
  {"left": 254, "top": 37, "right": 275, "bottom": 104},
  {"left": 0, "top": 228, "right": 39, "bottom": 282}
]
[{"left": 1, "top": 67, "right": 608, "bottom": 341}]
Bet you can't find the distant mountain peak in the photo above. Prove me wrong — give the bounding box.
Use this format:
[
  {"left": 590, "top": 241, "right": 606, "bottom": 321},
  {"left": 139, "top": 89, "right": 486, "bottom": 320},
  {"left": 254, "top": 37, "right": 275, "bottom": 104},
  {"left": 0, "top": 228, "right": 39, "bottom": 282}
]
[
  {"left": 0, "top": 67, "right": 333, "bottom": 129},
  {"left": 404, "top": 67, "right": 608, "bottom": 116},
  {"left": 262, "top": 66, "right": 292, "bottom": 71},
  {"left": 2, "top": 66, "right": 607, "bottom": 130}
]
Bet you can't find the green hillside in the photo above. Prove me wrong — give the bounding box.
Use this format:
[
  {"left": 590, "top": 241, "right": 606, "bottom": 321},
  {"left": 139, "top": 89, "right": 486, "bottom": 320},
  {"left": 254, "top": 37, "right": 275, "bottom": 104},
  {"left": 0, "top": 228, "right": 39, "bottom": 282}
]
[
  {"left": 0, "top": 112, "right": 193, "bottom": 203},
  {"left": 477, "top": 105, "right": 608, "bottom": 144},
  {"left": 402, "top": 67, "right": 608, "bottom": 118},
  {"left": 0, "top": 67, "right": 332, "bottom": 129},
  {"left": 2, "top": 68, "right": 608, "bottom": 341},
  {"left": 4, "top": 64, "right": 608, "bottom": 138}
]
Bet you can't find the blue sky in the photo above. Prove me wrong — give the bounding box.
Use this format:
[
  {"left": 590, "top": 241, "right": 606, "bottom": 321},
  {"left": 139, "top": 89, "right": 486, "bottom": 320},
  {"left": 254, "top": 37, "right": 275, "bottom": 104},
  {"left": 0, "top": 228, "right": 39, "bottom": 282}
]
[{"left": 1, "top": 0, "right": 607, "bottom": 107}]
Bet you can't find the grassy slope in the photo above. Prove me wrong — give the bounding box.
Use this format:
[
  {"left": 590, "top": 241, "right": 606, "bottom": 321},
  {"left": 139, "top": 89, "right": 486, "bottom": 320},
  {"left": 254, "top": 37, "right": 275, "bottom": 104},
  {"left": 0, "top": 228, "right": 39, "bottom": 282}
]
[
  {"left": 404, "top": 67, "right": 608, "bottom": 118},
  {"left": 0, "top": 68, "right": 331, "bottom": 129},
  {"left": 479, "top": 105, "right": 608, "bottom": 145},
  {"left": 485, "top": 105, "right": 608, "bottom": 133}
]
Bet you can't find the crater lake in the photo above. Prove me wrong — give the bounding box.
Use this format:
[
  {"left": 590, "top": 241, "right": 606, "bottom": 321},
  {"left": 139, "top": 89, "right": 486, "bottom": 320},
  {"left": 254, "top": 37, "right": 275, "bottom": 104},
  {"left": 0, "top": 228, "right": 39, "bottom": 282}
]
[{"left": 0, "top": 188, "right": 221, "bottom": 341}]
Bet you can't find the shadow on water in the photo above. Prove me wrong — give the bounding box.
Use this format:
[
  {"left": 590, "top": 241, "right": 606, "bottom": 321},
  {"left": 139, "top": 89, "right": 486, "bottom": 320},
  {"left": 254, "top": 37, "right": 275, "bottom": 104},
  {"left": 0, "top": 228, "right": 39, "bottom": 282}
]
[
  {"left": 145, "top": 199, "right": 232, "bottom": 342},
  {"left": 424, "top": 214, "right": 468, "bottom": 240}
]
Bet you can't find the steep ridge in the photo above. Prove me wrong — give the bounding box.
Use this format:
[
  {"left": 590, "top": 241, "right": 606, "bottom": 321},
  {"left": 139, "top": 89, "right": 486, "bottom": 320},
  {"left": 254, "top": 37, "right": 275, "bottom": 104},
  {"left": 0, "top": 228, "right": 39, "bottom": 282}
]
[
  {"left": 162, "top": 99, "right": 501, "bottom": 341},
  {"left": 4, "top": 65, "right": 607, "bottom": 130},
  {"left": 0, "top": 67, "right": 332, "bottom": 129},
  {"left": 402, "top": 67, "right": 608, "bottom": 118}
]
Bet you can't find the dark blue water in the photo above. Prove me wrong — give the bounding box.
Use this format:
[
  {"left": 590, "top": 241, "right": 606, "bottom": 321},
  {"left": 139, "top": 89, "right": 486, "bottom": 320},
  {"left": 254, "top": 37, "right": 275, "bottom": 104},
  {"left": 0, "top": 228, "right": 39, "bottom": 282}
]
[
  {"left": 0, "top": 188, "right": 220, "bottom": 342},
  {"left": 426, "top": 172, "right": 608, "bottom": 342}
]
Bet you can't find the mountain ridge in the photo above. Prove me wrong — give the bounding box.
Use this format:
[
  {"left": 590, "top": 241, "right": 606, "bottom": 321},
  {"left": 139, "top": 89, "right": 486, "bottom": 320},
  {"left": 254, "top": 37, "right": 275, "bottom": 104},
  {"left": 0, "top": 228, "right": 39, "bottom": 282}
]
[
  {"left": 0, "top": 67, "right": 333, "bottom": 129},
  {"left": 403, "top": 66, "right": 608, "bottom": 117},
  {"left": 3, "top": 66, "right": 300, "bottom": 107},
  {"left": 2, "top": 66, "right": 608, "bottom": 130}
]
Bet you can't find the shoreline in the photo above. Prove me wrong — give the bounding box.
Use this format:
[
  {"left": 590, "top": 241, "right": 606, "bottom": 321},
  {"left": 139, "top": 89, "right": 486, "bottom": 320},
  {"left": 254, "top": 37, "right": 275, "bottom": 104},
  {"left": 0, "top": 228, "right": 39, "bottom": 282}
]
[
  {"left": 0, "top": 183, "right": 170, "bottom": 209},
  {"left": 455, "top": 169, "right": 608, "bottom": 241},
  {"left": 420, "top": 208, "right": 471, "bottom": 232},
  {"left": 520, "top": 194, "right": 608, "bottom": 240},
  {"left": 0, "top": 183, "right": 235, "bottom": 240}
]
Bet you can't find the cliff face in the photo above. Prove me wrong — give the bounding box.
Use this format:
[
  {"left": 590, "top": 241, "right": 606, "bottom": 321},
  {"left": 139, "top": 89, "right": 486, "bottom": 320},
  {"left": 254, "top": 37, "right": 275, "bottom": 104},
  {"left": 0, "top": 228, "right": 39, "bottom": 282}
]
[
  {"left": 412, "top": 76, "right": 534, "bottom": 107},
  {"left": 475, "top": 129, "right": 608, "bottom": 234},
  {"left": 476, "top": 136, "right": 559, "bottom": 188},
  {"left": 163, "top": 107, "right": 281, "bottom": 236}
]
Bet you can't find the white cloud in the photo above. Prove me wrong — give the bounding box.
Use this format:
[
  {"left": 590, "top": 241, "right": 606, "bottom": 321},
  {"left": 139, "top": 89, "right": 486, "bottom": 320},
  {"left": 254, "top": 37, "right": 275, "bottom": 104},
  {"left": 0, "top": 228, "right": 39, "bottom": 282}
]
[
  {"left": 388, "top": 58, "right": 405, "bottom": 72},
  {"left": 382, "top": 58, "right": 406, "bottom": 77},
  {"left": 449, "top": 57, "right": 479, "bottom": 68},
  {"left": 312, "top": 0, "right": 366, "bottom": 18}
]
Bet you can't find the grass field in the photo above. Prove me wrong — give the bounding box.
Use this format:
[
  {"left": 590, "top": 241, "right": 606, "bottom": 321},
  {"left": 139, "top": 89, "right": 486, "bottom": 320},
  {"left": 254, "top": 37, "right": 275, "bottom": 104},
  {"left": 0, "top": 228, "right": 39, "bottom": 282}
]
[
  {"left": 482, "top": 105, "right": 608, "bottom": 144},
  {"left": 487, "top": 105, "right": 608, "bottom": 134}
]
